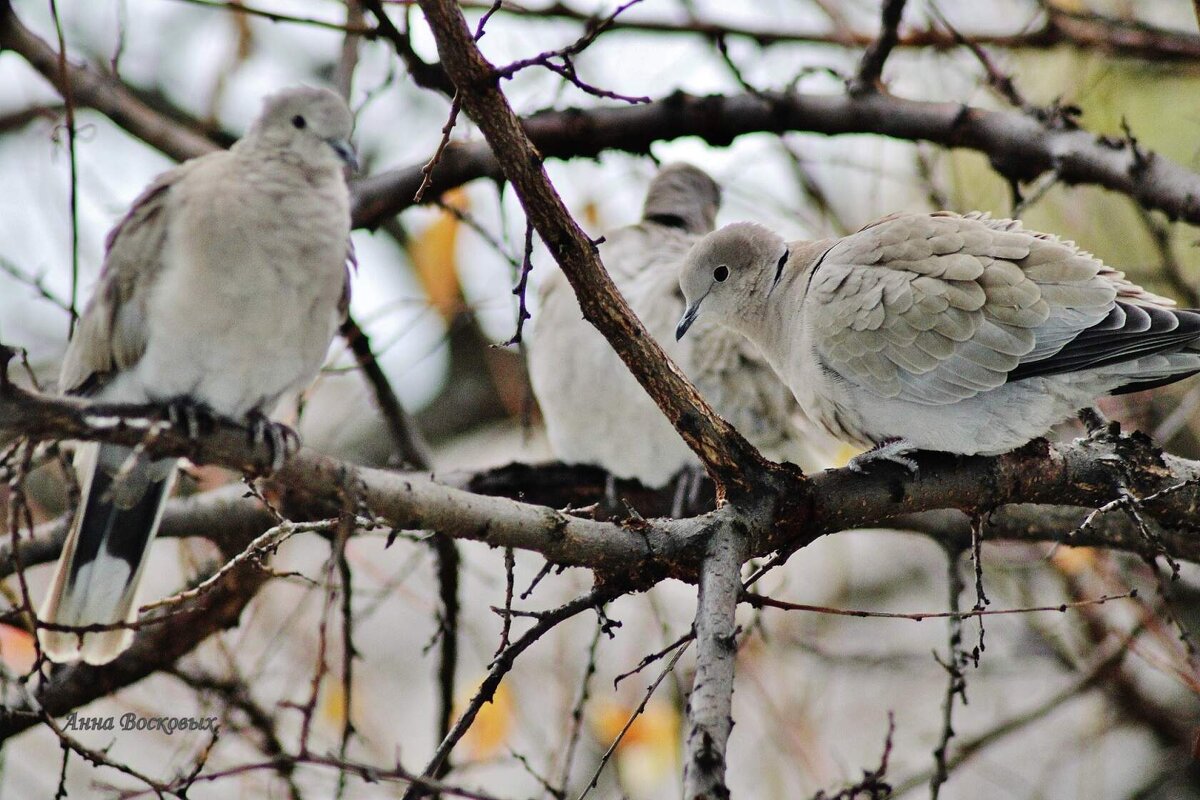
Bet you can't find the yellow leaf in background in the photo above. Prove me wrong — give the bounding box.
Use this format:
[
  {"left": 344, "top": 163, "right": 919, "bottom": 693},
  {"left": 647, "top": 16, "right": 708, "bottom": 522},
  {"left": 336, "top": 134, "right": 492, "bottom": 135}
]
[
  {"left": 408, "top": 188, "right": 469, "bottom": 321},
  {"left": 1051, "top": 546, "right": 1098, "bottom": 576},
  {"left": 1042, "top": 0, "right": 1087, "bottom": 11},
  {"left": 581, "top": 199, "right": 602, "bottom": 231},
  {"left": 829, "top": 443, "right": 864, "bottom": 469},
  {"left": 590, "top": 698, "right": 680, "bottom": 790},
  {"left": 319, "top": 676, "right": 349, "bottom": 728},
  {"left": 460, "top": 680, "right": 513, "bottom": 760},
  {"left": 0, "top": 623, "right": 35, "bottom": 673},
  {"left": 318, "top": 674, "right": 367, "bottom": 737}
]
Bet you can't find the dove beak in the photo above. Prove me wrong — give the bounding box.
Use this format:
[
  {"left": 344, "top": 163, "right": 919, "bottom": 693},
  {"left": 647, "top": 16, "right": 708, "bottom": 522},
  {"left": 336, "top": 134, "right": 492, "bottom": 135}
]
[
  {"left": 676, "top": 300, "right": 703, "bottom": 341},
  {"left": 328, "top": 138, "right": 359, "bottom": 172}
]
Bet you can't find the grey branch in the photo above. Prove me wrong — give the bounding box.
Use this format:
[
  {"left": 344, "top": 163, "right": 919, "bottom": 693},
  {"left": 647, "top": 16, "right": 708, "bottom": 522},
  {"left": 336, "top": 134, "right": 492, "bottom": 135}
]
[
  {"left": 683, "top": 518, "right": 750, "bottom": 799},
  {"left": 352, "top": 89, "right": 1200, "bottom": 233}
]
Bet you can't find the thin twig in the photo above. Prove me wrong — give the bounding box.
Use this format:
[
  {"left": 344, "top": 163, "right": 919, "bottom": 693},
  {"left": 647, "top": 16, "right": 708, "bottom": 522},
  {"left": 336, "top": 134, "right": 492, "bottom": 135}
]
[
  {"left": 930, "top": 549, "right": 967, "bottom": 799},
  {"left": 577, "top": 635, "right": 690, "bottom": 800},
  {"left": 166, "top": 0, "right": 372, "bottom": 34},
  {"left": 404, "top": 589, "right": 613, "bottom": 799},
  {"left": 743, "top": 590, "right": 1136, "bottom": 621},
  {"left": 47, "top": 0, "right": 79, "bottom": 337},
  {"left": 501, "top": 220, "right": 535, "bottom": 346},
  {"left": 414, "top": 93, "right": 462, "bottom": 204}
]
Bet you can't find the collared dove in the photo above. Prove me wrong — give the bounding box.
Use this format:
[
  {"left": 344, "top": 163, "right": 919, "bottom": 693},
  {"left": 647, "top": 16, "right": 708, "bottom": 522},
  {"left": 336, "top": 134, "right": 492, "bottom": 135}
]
[
  {"left": 39, "top": 86, "right": 356, "bottom": 665},
  {"left": 675, "top": 212, "right": 1200, "bottom": 470},
  {"left": 527, "top": 164, "right": 817, "bottom": 490}
]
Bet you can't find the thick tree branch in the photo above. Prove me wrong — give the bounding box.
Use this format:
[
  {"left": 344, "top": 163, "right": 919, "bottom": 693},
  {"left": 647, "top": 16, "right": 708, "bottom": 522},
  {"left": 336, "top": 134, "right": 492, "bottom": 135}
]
[
  {"left": 682, "top": 520, "right": 748, "bottom": 799},
  {"left": 8, "top": 377, "right": 1200, "bottom": 735},
  {"left": 7, "top": 378, "right": 1200, "bottom": 578},
  {"left": 6, "top": 0, "right": 1199, "bottom": 239},
  {"left": 413, "top": 0, "right": 769, "bottom": 494},
  {"left": 352, "top": 89, "right": 1200, "bottom": 232}
]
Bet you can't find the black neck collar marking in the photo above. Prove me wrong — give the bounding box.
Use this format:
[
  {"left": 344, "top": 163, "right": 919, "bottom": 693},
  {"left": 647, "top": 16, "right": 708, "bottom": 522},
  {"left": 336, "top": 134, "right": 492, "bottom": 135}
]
[
  {"left": 769, "top": 247, "right": 790, "bottom": 294},
  {"left": 644, "top": 213, "right": 690, "bottom": 230}
]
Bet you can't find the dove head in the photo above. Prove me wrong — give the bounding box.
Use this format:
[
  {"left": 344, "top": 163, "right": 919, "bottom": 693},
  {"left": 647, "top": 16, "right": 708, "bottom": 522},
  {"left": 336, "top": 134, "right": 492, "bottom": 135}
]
[
  {"left": 676, "top": 222, "right": 788, "bottom": 340},
  {"left": 246, "top": 86, "right": 357, "bottom": 172},
  {"left": 642, "top": 163, "right": 722, "bottom": 235}
]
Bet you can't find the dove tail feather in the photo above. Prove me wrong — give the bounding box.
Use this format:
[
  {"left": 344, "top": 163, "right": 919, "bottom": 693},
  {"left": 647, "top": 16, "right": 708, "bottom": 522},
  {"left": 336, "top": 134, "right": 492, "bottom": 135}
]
[
  {"left": 38, "top": 443, "right": 176, "bottom": 665},
  {"left": 1011, "top": 304, "right": 1200, "bottom": 383}
]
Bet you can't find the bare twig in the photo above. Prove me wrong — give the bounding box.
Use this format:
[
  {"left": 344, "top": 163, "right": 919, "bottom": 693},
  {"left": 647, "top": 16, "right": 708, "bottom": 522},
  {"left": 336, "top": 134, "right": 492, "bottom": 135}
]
[
  {"left": 339, "top": 315, "right": 434, "bottom": 468},
  {"left": 414, "top": 93, "right": 462, "bottom": 204},
  {"left": 0, "top": 257, "right": 74, "bottom": 314},
  {"left": 744, "top": 590, "right": 1136, "bottom": 621},
  {"left": 930, "top": 550, "right": 967, "bottom": 799},
  {"left": 46, "top": 0, "right": 79, "bottom": 337},
  {"left": 403, "top": 590, "right": 613, "bottom": 799},
  {"left": 492, "top": 0, "right": 651, "bottom": 104},
  {"left": 436, "top": 0, "right": 1200, "bottom": 63},
  {"left": 167, "top": 0, "right": 372, "bottom": 34},
  {"left": 578, "top": 633, "right": 690, "bottom": 800},
  {"left": 501, "top": 220, "right": 535, "bottom": 346}
]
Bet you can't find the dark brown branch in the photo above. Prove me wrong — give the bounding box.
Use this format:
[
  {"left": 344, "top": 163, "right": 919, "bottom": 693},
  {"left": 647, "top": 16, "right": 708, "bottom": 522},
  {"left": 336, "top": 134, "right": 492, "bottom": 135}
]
[
  {"left": 351, "top": 89, "right": 1200, "bottom": 234},
  {"left": 851, "top": 0, "right": 907, "bottom": 94},
  {"left": 339, "top": 315, "right": 434, "bottom": 469},
  {"left": 7, "top": 0, "right": 1200, "bottom": 241},
  {"left": 363, "top": 0, "right": 457, "bottom": 96},
  {"left": 0, "top": 0, "right": 218, "bottom": 162},
  {"left": 414, "top": 0, "right": 768, "bottom": 494},
  {"left": 10, "top": 359, "right": 1200, "bottom": 737},
  {"left": 453, "top": 1, "right": 1200, "bottom": 63}
]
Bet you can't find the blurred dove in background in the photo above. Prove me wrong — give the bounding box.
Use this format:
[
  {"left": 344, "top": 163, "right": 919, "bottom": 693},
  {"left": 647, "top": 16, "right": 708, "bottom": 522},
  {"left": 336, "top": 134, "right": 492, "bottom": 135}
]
[
  {"left": 675, "top": 211, "right": 1200, "bottom": 471},
  {"left": 527, "top": 163, "right": 823, "bottom": 494},
  {"left": 39, "top": 86, "right": 357, "bottom": 665}
]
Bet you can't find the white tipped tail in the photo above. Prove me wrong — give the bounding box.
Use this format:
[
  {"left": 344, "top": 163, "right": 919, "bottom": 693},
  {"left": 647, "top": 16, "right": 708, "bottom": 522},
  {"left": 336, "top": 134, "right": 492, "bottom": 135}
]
[{"left": 38, "top": 443, "right": 176, "bottom": 665}]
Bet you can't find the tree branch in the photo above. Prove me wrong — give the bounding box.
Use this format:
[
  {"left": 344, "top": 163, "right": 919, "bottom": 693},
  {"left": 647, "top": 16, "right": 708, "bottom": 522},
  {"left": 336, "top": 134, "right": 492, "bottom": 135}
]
[
  {"left": 452, "top": 1, "right": 1200, "bottom": 63},
  {"left": 0, "top": 0, "right": 218, "bottom": 161},
  {"left": 8, "top": 374, "right": 1200, "bottom": 735},
  {"left": 352, "top": 89, "right": 1200, "bottom": 232},
  {"left": 8, "top": 375, "right": 1200, "bottom": 579},
  {"left": 682, "top": 519, "right": 748, "bottom": 799},
  {"left": 851, "top": 0, "right": 908, "bottom": 94},
  {"left": 412, "top": 0, "right": 769, "bottom": 494},
  {"left": 6, "top": 0, "right": 1199, "bottom": 239}
]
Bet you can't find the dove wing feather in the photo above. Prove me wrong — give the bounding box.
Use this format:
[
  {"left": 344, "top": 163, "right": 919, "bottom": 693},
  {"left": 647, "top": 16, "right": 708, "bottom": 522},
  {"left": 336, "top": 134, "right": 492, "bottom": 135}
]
[{"left": 806, "top": 212, "right": 1150, "bottom": 406}]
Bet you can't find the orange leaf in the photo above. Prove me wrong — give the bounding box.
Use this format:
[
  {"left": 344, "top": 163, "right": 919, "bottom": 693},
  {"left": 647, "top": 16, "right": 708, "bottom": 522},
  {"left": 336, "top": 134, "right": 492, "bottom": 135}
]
[
  {"left": 408, "top": 188, "right": 469, "bottom": 320},
  {"left": 459, "top": 679, "right": 514, "bottom": 760},
  {"left": 0, "top": 624, "right": 35, "bottom": 673}
]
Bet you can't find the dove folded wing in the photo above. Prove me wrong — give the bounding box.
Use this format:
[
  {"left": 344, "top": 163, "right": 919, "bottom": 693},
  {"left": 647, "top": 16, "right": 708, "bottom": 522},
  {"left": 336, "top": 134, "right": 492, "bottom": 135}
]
[{"left": 807, "top": 211, "right": 1197, "bottom": 406}]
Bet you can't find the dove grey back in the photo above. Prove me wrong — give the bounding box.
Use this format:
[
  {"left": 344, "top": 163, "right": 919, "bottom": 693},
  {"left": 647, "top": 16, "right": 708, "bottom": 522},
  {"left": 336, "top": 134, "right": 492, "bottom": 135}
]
[
  {"left": 39, "top": 86, "right": 356, "bottom": 665},
  {"left": 676, "top": 212, "right": 1200, "bottom": 467},
  {"left": 528, "top": 164, "right": 815, "bottom": 488}
]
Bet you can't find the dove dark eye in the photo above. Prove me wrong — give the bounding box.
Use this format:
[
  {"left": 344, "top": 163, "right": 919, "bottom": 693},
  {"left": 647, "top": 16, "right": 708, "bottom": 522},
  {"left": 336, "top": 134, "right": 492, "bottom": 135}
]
[
  {"left": 291, "top": 115, "right": 307, "bottom": 130},
  {"left": 713, "top": 265, "right": 730, "bottom": 282}
]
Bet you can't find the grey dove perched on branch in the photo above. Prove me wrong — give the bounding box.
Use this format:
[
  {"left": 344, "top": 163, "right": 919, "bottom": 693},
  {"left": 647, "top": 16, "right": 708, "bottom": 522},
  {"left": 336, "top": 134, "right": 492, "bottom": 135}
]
[
  {"left": 675, "top": 212, "right": 1200, "bottom": 471},
  {"left": 528, "top": 163, "right": 818, "bottom": 490},
  {"left": 39, "top": 87, "right": 357, "bottom": 665}
]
